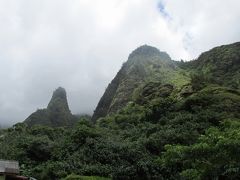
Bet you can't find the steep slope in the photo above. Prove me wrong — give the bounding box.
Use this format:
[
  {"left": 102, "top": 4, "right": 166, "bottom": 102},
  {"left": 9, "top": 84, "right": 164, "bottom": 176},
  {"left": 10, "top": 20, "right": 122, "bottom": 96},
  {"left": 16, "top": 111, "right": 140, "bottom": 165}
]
[
  {"left": 92, "top": 45, "right": 189, "bottom": 122},
  {"left": 25, "top": 87, "right": 77, "bottom": 127},
  {"left": 1, "top": 42, "right": 240, "bottom": 180},
  {"left": 180, "top": 42, "right": 240, "bottom": 88},
  {"left": 93, "top": 42, "right": 240, "bottom": 122}
]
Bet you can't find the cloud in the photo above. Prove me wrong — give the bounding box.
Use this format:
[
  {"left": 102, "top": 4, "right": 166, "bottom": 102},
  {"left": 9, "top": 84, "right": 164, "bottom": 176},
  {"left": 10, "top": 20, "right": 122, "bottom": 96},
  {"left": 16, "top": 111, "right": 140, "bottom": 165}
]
[
  {"left": 161, "top": 0, "right": 240, "bottom": 57},
  {"left": 0, "top": 0, "right": 239, "bottom": 125}
]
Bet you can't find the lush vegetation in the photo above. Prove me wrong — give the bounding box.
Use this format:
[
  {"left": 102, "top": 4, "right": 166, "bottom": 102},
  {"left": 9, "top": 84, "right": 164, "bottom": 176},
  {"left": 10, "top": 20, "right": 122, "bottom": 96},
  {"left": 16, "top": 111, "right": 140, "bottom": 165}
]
[
  {"left": 92, "top": 45, "right": 189, "bottom": 122},
  {"left": 1, "top": 82, "right": 240, "bottom": 179},
  {"left": 0, "top": 42, "right": 240, "bottom": 179}
]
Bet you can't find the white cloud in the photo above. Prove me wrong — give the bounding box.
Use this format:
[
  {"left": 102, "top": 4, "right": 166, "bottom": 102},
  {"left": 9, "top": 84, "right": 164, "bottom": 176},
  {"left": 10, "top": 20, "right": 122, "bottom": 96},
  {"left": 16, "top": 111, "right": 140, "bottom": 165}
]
[
  {"left": 161, "top": 0, "right": 240, "bottom": 57},
  {"left": 0, "top": 0, "right": 239, "bottom": 125}
]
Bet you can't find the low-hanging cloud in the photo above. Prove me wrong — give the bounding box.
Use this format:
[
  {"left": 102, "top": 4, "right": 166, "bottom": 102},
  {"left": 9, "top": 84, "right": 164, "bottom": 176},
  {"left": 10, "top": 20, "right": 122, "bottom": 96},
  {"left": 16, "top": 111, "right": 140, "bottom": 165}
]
[{"left": 0, "top": 0, "right": 239, "bottom": 126}]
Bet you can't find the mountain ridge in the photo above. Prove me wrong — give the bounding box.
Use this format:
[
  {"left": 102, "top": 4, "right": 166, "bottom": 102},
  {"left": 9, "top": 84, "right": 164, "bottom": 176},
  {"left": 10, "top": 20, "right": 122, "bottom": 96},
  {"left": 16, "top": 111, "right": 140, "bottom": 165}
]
[
  {"left": 92, "top": 42, "right": 240, "bottom": 122},
  {"left": 1, "top": 41, "right": 240, "bottom": 180}
]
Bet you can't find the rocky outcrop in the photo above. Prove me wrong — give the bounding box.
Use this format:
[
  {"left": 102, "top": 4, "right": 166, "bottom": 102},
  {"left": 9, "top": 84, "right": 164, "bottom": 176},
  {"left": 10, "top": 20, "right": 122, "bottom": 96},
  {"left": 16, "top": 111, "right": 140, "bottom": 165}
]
[{"left": 25, "top": 87, "right": 77, "bottom": 127}]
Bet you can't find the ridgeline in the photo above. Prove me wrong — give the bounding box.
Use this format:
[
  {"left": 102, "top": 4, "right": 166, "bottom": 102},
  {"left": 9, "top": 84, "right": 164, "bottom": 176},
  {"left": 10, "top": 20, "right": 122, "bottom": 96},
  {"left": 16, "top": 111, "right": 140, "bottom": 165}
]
[{"left": 1, "top": 42, "right": 240, "bottom": 179}]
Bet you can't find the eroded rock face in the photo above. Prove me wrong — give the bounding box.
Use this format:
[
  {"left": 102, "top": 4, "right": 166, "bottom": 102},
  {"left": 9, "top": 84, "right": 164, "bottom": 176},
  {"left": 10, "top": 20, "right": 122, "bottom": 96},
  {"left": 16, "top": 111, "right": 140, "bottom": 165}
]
[{"left": 25, "top": 87, "right": 77, "bottom": 127}]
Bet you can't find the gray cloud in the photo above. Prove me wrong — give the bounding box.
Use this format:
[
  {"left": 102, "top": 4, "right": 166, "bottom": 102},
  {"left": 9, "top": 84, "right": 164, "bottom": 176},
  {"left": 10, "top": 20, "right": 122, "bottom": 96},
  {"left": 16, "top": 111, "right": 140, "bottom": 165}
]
[{"left": 0, "top": 0, "right": 239, "bottom": 126}]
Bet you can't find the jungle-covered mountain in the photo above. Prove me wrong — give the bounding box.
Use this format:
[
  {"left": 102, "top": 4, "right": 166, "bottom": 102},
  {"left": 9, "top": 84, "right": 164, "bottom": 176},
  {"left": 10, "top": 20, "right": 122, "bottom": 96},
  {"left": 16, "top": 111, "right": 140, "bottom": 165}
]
[
  {"left": 92, "top": 45, "right": 189, "bottom": 122},
  {"left": 25, "top": 87, "right": 78, "bottom": 127},
  {"left": 0, "top": 42, "right": 240, "bottom": 180}
]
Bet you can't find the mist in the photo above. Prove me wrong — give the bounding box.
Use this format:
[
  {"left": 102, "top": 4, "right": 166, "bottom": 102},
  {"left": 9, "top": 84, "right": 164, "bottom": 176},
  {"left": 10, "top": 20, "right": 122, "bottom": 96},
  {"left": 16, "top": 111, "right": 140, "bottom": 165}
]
[{"left": 0, "top": 0, "right": 239, "bottom": 126}]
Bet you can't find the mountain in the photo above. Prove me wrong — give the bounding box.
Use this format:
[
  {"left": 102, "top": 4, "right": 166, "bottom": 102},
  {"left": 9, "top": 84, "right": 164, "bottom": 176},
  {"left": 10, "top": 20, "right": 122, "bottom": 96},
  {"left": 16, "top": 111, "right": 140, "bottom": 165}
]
[
  {"left": 1, "top": 42, "right": 240, "bottom": 180},
  {"left": 93, "top": 42, "right": 240, "bottom": 122},
  {"left": 92, "top": 45, "right": 189, "bottom": 121},
  {"left": 25, "top": 87, "right": 77, "bottom": 127}
]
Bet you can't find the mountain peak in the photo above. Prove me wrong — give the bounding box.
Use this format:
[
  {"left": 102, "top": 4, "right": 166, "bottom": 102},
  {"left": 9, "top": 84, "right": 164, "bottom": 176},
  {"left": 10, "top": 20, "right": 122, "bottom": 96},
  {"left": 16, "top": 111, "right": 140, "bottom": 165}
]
[
  {"left": 47, "top": 87, "right": 70, "bottom": 113},
  {"left": 92, "top": 45, "right": 180, "bottom": 122},
  {"left": 25, "top": 87, "right": 76, "bottom": 127},
  {"left": 128, "top": 45, "right": 171, "bottom": 61},
  {"left": 51, "top": 87, "right": 67, "bottom": 100},
  {"left": 128, "top": 45, "right": 160, "bottom": 59}
]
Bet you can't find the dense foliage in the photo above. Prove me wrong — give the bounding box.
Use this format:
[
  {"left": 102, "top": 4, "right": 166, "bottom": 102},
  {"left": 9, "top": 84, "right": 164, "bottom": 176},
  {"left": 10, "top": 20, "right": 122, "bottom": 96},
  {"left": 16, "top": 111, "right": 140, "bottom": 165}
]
[
  {"left": 0, "top": 42, "right": 240, "bottom": 179},
  {"left": 92, "top": 45, "right": 189, "bottom": 122},
  {"left": 1, "top": 82, "right": 240, "bottom": 179}
]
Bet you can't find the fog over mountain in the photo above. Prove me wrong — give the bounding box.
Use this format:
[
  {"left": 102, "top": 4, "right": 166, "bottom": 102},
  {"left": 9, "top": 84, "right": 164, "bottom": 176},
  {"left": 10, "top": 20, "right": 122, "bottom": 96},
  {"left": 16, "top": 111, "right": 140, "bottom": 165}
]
[{"left": 0, "top": 0, "right": 239, "bottom": 125}]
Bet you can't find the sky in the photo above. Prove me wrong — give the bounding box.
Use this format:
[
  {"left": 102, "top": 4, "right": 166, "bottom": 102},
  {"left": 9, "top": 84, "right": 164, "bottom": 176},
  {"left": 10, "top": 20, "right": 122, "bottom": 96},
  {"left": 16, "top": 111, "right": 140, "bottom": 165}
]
[{"left": 0, "top": 0, "right": 239, "bottom": 126}]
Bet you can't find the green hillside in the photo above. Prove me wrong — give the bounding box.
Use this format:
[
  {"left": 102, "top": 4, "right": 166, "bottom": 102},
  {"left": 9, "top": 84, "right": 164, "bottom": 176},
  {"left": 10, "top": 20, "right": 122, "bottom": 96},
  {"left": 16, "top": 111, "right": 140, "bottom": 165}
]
[
  {"left": 0, "top": 42, "right": 240, "bottom": 179},
  {"left": 179, "top": 42, "right": 240, "bottom": 88},
  {"left": 92, "top": 45, "right": 189, "bottom": 122}
]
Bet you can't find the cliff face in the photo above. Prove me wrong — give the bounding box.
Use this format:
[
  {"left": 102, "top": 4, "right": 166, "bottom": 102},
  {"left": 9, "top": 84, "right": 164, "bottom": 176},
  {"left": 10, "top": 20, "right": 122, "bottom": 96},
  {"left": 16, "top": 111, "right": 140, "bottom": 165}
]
[
  {"left": 92, "top": 45, "right": 189, "bottom": 122},
  {"left": 25, "top": 87, "right": 77, "bottom": 127}
]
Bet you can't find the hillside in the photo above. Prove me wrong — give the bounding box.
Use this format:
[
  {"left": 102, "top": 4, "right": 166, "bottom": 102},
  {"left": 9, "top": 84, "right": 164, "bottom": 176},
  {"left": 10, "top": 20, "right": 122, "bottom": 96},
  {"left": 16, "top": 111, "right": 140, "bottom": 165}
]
[
  {"left": 92, "top": 45, "right": 189, "bottom": 122},
  {"left": 25, "top": 87, "right": 77, "bottom": 127},
  {"left": 0, "top": 42, "right": 240, "bottom": 179},
  {"left": 179, "top": 42, "right": 240, "bottom": 88},
  {"left": 93, "top": 42, "right": 240, "bottom": 122}
]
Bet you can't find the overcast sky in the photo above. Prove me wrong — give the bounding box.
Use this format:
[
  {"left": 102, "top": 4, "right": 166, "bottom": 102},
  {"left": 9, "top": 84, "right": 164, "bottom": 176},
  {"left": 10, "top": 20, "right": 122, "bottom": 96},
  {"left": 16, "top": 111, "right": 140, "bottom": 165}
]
[{"left": 0, "top": 0, "right": 239, "bottom": 126}]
